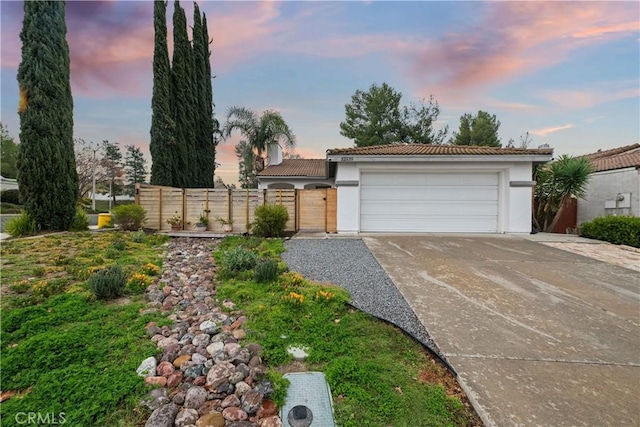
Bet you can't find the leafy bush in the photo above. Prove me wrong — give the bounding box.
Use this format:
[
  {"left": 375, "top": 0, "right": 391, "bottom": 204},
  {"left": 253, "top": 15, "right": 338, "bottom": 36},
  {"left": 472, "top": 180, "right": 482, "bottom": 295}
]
[
  {"left": 254, "top": 258, "right": 279, "bottom": 282},
  {"left": 112, "top": 239, "right": 127, "bottom": 251},
  {"left": 252, "top": 204, "right": 289, "bottom": 237},
  {"left": 112, "top": 204, "right": 147, "bottom": 231},
  {"left": 69, "top": 206, "right": 89, "bottom": 231},
  {"left": 88, "top": 265, "right": 127, "bottom": 300},
  {"left": 126, "top": 273, "right": 152, "bottom": 294},
  {"left": 580, "top": 216, "right": 640, "bottom": 247},
  {"left": 219, "top": 246, "right": 258, "bottom": 279},
  {"left": 5, "top": 211, "right": 36, "bottom": 237},
  {"left": 1, "top": 189, "right": 20, "bottom": 204}
]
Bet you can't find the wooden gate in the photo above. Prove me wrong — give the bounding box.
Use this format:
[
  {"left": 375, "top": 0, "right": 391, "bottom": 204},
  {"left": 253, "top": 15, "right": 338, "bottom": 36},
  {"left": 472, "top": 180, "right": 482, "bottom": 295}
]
[{"left": 297, "top": 188, "right": 337, "bottom": 232}]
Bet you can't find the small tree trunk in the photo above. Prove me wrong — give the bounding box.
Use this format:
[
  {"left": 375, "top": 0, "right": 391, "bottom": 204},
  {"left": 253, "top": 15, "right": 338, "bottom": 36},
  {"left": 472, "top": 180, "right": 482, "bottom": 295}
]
[{"left": 545, "top": 199, "right": 567, "bottom": 233}]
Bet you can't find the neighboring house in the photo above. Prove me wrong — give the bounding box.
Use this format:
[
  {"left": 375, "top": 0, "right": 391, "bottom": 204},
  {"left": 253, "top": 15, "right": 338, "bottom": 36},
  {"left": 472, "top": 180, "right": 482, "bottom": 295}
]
[
  {"left": 256, "top": 143, "right": 335, "bottom": 189},
  {"left": 577, "top": 143, "right": 640, "bottom": 224},
  {"left": 326, "top": 144, "right": 553, "bottom": 234}
]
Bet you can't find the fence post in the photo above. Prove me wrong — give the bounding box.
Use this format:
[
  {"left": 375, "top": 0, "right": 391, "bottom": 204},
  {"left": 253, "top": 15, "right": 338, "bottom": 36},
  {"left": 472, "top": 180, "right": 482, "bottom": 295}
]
[
  {"left": 181, "top": 188, "right": 186, "bottom": 230},
  {"left": 158, "top": 187, "right": 163, "bottom": 230},
  {"left": 295, "top": 189, "right": 299, "bottom": 232},
  {"left": 227, "top": 189, "right": 233, "bottom": 226},
  {"left": 245, "top": 189, "right": 250, "bottom": 231}
]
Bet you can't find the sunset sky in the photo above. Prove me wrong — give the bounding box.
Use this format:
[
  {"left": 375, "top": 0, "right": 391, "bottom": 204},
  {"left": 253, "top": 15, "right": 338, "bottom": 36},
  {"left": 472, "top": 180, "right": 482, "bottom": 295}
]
[{"left": 1, "top": 1, "right": 638, "bottom": 185}]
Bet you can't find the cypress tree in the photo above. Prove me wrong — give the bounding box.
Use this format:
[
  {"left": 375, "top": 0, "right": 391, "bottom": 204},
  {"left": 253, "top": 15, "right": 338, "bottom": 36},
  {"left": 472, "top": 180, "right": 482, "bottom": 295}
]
[
  {"left": 17, "top": 0, "right": 78, "bottom": 231},
  {"left": 192, "top": 4, "right": 205, "bottom": 187},
  {"left": 201, "top": 12, "right": 215, "bottom": 188},
  {"left": 171, "top": 0, "right": 193, "bottom": 188},
  {"left": 150, "top": 0, "right": 175, "bottom": 187}
]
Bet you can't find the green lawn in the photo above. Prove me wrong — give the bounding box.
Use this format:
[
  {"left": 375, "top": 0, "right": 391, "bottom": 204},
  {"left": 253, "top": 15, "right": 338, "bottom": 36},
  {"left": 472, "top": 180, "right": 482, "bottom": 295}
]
[
  {"left": 214, "top": 236, "right": 480, "bottom": 426},
  {"left": 0, "top": 231, "right": 170, "bottom": 426}
]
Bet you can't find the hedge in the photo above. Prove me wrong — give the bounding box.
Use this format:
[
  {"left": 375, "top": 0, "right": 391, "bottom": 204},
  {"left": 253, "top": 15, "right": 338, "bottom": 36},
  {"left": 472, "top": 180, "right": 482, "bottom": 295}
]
[{"left": 579, "top": 216, "right": 640, "bottom": 248}]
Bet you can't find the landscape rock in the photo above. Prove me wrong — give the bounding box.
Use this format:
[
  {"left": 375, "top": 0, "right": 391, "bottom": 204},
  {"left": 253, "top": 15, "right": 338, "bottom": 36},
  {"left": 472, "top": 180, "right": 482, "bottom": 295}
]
[
  {"left": 241, "top": 390, "right": 263, "bottom": 415},
  {"left": 137, "top": 356, "right": 157, "bottom": 377},
  {"left": 195, "top": 412, "right": 225, "bottom": 427},
  {"left": 206, "top": 361, "right": 235, "bottom": 387},
  {"left": 222, "top": 406, "right": 248, "bottom": 422},
  {"left": 259, "top": 416, "right": 283, "bottom": 427},
  {"left": 174, "top": 408, "right": 198, "bottom": 427},
  {"left": 220, "top": 394, "right": 241, "bottom": 408},
  {"left": 157, "top": 361, "right": 176, "bottom": 377},
  {"left": 145, "top": 376, "right": 168, "bottom": 387},
  {"left": 140, "top": 388, "right": 170, "bottom": 410},
  {"left": 145, "top": 403, "right": 178, "bottom": 427},
  {"left": 183, "top": 386, "right": 208, "bottom": 409}
]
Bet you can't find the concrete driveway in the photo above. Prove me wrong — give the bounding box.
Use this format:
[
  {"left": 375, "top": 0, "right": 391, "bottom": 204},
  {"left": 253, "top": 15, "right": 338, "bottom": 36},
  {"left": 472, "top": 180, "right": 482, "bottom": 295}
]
[{"left": 363, "top": 235, "right": 640, "bottom": 427}]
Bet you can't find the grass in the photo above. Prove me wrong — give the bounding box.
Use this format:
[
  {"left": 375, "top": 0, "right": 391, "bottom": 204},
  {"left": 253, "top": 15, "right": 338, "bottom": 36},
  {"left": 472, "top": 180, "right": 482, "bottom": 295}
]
[
  {"left": 214, "top": 237, "right": 480, "bottom": 426},
  {"left": 0, "top": 231, "right": 170, "bottom": 426},
  {"left": 0, "top": 202, "right": 22, "bottom": 214}
]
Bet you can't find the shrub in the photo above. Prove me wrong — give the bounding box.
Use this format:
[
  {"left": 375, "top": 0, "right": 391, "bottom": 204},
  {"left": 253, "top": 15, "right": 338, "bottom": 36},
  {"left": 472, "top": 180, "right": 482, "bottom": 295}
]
[
  {"left": 5, "top": 211, "right": 36, "bottom": 237},
  {"left": 130, "top": 229, "right": 147, "bottom": 243},
  {"left": 1, "top": 202, "right": 22, "bottom": 214},
  {"left": 69, "top": 206, "right": 89, "bottom": 231},
  {"left": 88, "top": 265, "right": 127, "bottom": 300},
  {"left": 220, "top": 246, "right": 258, "bottom": 277},
  {"left": 112, "top": 239, "right": 127, "bottom": 251},
  {"left": 579, "top": 216, "right": 640, "bottom": 248},
  {"left": 0, "top": 189, "right": 20, "bottom": 204},
  {"left": 32, "top": 266, "right": 46, "bottom": 277},
  {"left": 254, "top": 258, "right": 279, "bottom": 283},
  {"left": 112, "top": 204, "right": 147, "bottom": 231},
  {"left": 252, "top": 204, "right": 289, "bottom": 237}
]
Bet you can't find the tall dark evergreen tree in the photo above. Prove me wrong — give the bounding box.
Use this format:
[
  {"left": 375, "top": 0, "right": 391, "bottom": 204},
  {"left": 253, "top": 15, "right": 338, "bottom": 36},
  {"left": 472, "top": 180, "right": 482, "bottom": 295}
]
[
  {"left": 150, "top": 0, "right": 175, "bottom": 187},
  {"left": 192, "top": 8, "right": 215, "bottom": 188},
  {"left": 17, "top": 0, "right": 78, "bottom": 231},
  {"left": 171, "top": 0, "right": 194, "bottom": 187},
  {"left": 192, "top": 4, "right": 206, "bottom": 187}
]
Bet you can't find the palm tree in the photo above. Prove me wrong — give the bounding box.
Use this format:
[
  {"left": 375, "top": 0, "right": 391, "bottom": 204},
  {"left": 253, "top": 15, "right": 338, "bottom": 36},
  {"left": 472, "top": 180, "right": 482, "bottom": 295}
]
[
  {"left": 223, "top": 107, "right": 296, "bottom": 163},
  {"left": 534, "top": 155, "right": 593, "bottom": 232}
]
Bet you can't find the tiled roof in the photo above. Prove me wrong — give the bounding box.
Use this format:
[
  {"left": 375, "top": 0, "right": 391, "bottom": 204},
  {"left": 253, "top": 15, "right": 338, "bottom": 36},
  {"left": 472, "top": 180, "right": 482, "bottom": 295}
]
[
  {"left": 326, "top": 144, "right": 554, "bottom": 156},
  {"left": 583, "top": 143, "right": 640, "bottom": 161},
  {"left": 589, "top": 151, "right": 640, "bottom": 172},
  {"left": 257, "top": 159, "right": 326, "bottom": 177}
]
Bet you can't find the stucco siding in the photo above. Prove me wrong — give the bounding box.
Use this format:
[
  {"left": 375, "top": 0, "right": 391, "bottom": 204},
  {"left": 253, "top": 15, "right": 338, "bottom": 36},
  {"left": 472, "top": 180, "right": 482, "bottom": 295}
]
[{"left": 577, "top": 168, "right": 640, "bottom": 224}]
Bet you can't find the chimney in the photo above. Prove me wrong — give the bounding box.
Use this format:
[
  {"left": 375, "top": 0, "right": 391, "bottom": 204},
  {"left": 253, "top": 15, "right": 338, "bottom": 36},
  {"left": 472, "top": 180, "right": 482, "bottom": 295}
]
[{"left": 267, "top": 142, "right": 283, "bottom": 166}]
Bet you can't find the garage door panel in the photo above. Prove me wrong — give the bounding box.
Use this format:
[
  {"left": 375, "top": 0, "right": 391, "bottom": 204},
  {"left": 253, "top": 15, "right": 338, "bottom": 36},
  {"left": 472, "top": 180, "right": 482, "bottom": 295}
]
[
  {"left": 361, "top": 188, "right": 498, "bottom": 202},
  {"left": 360, "top": 172, "right": 499, "bottom": 233}
]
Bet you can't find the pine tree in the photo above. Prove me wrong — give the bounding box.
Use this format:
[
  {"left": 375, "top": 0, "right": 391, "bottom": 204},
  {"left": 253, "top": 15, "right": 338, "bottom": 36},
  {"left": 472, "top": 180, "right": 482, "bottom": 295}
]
[
  {"left": 17, "top": 0, "right": 78, "bottom": 231},
  {"left": 171, "top": 0, "right": 194, "bottom": 187},
  {"left": 124, "top": 145, "right": 147, "bottom": 196},
  {"left": 150, "top": 0, "right": 175, "bottom": 187},
  {"left": 192, "top": 4, "right": 206, "bottom": 187}
]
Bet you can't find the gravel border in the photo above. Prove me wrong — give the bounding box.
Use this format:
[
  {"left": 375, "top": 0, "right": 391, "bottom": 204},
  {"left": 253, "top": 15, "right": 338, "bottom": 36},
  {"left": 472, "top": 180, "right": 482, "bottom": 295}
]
[{"left": 282, "top": 238, "right": 447, "bottom": 365}]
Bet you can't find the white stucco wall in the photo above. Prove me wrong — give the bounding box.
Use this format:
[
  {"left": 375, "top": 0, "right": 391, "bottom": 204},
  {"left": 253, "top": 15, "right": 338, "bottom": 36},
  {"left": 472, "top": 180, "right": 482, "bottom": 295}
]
[
  {"left": 577, "top": 168, "right": 640, "bottom": 224},
  {"left": 334, "top": 161, "right": 535, "bottom": 234},
  {"left": 257, "top": 178, "right": 334, "bottom": 190}
]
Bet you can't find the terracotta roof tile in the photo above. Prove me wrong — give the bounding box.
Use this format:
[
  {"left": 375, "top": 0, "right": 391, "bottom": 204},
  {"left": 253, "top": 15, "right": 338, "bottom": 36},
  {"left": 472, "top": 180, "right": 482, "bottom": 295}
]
[
  {"left": 590, "top": 152, "right": 640, "bottom": 172},
  {"left": 257, "top": 159, "right": 326, "bottom": 177},
  {"left": 326, "top": 144, "right": 553, "bottom": 156},
  {"left": 583, "top": 143, "right": 640, "bottom": 161}
]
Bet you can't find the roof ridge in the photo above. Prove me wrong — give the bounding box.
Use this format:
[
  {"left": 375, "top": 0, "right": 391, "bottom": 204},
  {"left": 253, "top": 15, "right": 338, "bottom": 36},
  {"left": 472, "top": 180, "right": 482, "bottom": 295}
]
[{"left": 582, "top": 143, "right": 640, "bottom": 160}]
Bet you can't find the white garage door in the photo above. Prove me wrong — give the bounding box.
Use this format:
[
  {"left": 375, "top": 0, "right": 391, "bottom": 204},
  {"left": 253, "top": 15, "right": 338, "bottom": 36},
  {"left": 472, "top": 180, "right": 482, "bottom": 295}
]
[{"left": 360, "top": 172, "right": 499, "bottom": 232}]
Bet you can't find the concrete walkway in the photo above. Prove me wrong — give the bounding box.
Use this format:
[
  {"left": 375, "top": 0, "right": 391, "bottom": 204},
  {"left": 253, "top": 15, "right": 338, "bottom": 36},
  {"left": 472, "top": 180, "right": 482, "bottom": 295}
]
[{"left": 364, "top": 235, "right": 640, "bottom": 427}]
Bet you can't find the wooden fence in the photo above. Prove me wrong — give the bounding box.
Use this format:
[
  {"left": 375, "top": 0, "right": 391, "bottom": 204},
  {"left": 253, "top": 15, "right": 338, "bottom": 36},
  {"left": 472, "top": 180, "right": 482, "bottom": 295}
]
[{"left": 135, "top": 184, "right": 336, "bottom": 233}]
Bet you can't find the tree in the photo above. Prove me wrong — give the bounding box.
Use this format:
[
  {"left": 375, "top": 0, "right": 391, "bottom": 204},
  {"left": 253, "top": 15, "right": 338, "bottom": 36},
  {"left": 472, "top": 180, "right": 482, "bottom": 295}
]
[
  {"left": 1, "top": 123, "right": 18, "bottom": 179},
  {"left": 150, "top": 0, "right": 176, "bottom": 187},
  {"left": 283, "top": 150, "right": 302, "bottom": 159},
  {"left": 534, "top": 155, "right": 593, "bottom": 232},
  {"left": 171, "top": 0, "right": 194, "bottom": 188},
  {"left": 74, "top": 138, "right": 107, "bottom": 199},
  {"left": 192, "top": 4, "right": 215, "bottom": 188},
  {"left": 339, "top": 83, "right": 402, "bottom": 147},
  {"left": 235, "top": 140, "right": 257, "bottom": 189},
  {"left": 124, "top": 145, "right": 147, "bottom": 196},
  {"left": 224, "top": 107, "right": 296, "bottom": 158},
  {"left": 17, "top": 0, "right": 78, "bottom": 231},
  {"left": 100, "top": 140, "right": 123, "bottom": 206},
  {"left": 451, "top": 110, "right": 501, "bottom": 147},
  {"left": 340, "top": 83, "right": 447, "bottom": 146}
]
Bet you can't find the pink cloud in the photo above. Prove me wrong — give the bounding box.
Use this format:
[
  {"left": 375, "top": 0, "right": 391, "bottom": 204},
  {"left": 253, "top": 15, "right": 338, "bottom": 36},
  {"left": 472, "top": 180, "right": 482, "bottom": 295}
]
[
  {"left": 541, "top": 87, "right": 639, "bottom": 109},
  {"left": 404, "top": 2, "right": 639, "bottom": 98},
  {"left": 530, "top": 124, "right": 574, "bottom": 137}
]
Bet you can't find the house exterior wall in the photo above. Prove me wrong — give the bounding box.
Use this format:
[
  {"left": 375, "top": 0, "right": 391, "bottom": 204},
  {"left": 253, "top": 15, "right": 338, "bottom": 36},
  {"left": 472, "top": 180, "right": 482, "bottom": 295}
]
[
  {"left": 257, "top": 178, "right": 334, "bottom": 190},
  {"left": 334, "top": 161, "right": 535, "bottom": 234},
  {"left": 577, "top": 168, "right": 640, "bottom": 224}
]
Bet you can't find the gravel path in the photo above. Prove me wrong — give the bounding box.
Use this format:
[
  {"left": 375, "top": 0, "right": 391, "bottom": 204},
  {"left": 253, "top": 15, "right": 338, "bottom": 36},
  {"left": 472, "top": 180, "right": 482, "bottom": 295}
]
[{"left": 282, "top": 238, "right": 443, "bottom": 360}]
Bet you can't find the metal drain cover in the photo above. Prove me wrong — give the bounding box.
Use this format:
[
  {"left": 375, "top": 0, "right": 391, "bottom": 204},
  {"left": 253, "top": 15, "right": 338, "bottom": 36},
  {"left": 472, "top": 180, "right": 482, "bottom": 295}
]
[{"left": 281, "top": 372, "right": 335, "bottom": 427}]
